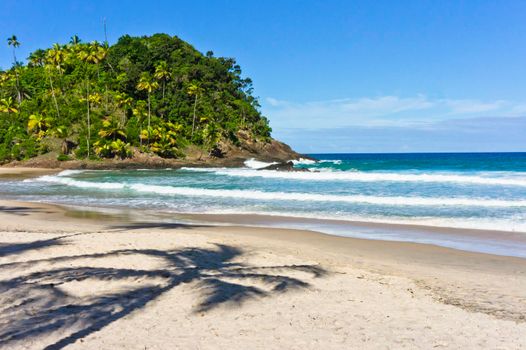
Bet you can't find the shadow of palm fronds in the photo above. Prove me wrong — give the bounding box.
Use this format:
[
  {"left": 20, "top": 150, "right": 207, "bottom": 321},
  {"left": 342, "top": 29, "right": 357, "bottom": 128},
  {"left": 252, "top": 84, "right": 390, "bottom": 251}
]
[
  {"left": 0, "top": 243, "right": 327, "bottom": 350},
  {"left": 0, "top": 205, "right": 41, "bottom": 216}
]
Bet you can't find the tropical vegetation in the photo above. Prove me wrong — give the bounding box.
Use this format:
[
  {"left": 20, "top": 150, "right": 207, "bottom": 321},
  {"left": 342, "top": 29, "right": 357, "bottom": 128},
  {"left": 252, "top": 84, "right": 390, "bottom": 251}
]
[{"left": 0, "top": 33, "right": 273, "bottom": 162}]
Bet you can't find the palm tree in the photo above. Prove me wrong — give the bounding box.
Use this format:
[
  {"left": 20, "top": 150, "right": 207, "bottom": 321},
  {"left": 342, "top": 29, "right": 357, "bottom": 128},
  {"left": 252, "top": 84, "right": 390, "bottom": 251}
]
[
  {"left": 28, "top": 113, "right": 53, "bottom": 139},
  {"left": 132, "top": 101, "right": 148, "bottom": 146},
  {"left": 28, "top": 49, "right": 46, "bottom": 67},
  {"left": 46, "top": 44, "right": 66, "bottom": 74},
  {"left": 187, "top": 83, "right": 203, "bottom": 138},
  {"left": 86, "top": 92, "right": 103, "bottom": 157},
  {"left": 43, "top": 44, "right": 69, "bottom": 121},
  {"left": 115, "top": 92, "right": 133, "bottom": 126},
  {"left": 7, "top": 35, "right": 22, "bottom": 103},
  {"left": 77, "top": 41, "right": 107, "bottom": 77},
  {"left": 0, "top": 97, "right": 18, "bottom": 115},
  {"left": 77, "top": 42, "right": 108, "bottom": 158},
  {"left": 70, "top": 35, "right": 81, "bottom": 46},
  {"left": 154, "top": 61, "right": 171, "bottom": 100},
  {"left": 7, "top": 35, "right": 20, "bottom": 62},
  {"left": 136, "top": 72, "right": 159, "bottom": 144},
  {"left": 98, "top": 117, "right": 126, "bottom": 141}
]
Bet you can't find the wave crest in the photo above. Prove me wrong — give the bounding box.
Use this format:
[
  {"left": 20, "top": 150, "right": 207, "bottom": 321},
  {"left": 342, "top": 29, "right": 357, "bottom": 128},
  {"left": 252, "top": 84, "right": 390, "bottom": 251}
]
[
  {"left": 33, "top": 175, "right": 526, "bottom": 208},
  {"left": 182, "top": 168, "right": 526, "bottom": 187}
]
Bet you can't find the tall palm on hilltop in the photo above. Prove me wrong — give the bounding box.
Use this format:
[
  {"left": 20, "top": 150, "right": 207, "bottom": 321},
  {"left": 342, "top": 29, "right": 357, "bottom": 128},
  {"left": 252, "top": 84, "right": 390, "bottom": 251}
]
[
  {"left": 70, "top": 35, "right": 81, "bottom": 46},
  {"left": 7, "top": 35, "right": 22, "bottom": 103},
  {"left": 68, "top": 35, "right": 82, "bottom": 56},
  {"left": 136, "top": 72, "right": 159, "bottom": 144},
  {"left": 7, "top": 35, "right": 20, "bottom": 62}
]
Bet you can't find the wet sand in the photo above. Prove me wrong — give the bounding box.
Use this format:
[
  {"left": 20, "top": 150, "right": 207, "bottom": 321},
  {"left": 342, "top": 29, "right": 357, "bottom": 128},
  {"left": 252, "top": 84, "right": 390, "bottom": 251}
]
[{"left": 0, "top": 167, "right": 60, "bottom": 179}]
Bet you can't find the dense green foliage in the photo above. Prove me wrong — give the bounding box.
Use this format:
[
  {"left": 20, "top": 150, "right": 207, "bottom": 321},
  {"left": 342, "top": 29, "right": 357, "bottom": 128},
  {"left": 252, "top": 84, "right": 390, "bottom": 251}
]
[{"left": 0, "top": 33, "right": 272, "bottom": 162}]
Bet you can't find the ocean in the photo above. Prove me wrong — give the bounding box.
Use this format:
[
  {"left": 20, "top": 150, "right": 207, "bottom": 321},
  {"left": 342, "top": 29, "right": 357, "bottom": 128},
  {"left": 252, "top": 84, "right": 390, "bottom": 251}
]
[{"left": 2, "top": 152, "right": 526, "bottom": 257}]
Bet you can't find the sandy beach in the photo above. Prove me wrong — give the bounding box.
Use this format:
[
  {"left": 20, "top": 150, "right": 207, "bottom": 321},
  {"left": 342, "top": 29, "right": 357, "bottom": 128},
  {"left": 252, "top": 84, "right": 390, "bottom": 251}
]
[{"left": 1, "top": 191, "right": 525, "bottom": 349}]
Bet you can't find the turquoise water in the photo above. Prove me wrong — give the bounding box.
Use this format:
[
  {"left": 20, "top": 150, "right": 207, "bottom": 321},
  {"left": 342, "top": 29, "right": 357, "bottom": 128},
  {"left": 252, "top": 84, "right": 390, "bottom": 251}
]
[{"left": 2, "top": 152, "right": 526, "bottom": 257}]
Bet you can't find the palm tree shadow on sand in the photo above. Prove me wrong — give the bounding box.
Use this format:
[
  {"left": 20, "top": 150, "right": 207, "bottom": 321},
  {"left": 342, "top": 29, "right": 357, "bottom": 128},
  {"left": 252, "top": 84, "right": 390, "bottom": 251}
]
[{"left": 0, "top": 241, "right": 326, "bottom": 350}]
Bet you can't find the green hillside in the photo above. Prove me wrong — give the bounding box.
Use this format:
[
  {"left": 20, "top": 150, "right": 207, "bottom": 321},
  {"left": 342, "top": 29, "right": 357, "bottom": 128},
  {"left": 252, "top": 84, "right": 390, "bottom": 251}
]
[{"left": 0, "top": 33, "right": 274, "bottom": 163}]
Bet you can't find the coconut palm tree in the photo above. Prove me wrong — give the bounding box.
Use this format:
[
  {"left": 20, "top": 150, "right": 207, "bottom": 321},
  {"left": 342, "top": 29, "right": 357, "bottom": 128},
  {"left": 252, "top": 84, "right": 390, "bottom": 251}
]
[
  {"left": 77, "top": 41, "right": 107, "bottom": 77},
  {"left": 7, "top": 35, "right": 20, "bottom": 62},
  {"left": 154, "top": 61, "right": 171, "bottom": 100},
  {"left": 76, "top": 42, "right": 108, "bottom": 158},
  {"left": 28, "top": 49, "right": 46, "bottom": 67},
  {"left": 43, "top": 44, "right": 68, "bottom": 121},
  {"left": 46, "top": 44, "right": 66, "bottom": 74},
  {"left": 114, "top": 92, "right": 133, "bottom": 126},
  {"left": 7, "top": 35, "right": 22, "bottom": 103},
  {"left": 0, "top": 97, "right": 18, "bottom": 115},
  {"left": 136, "top": 72, "right": 159, "bottom": 144},
  {"left": 187, "top": 83, "right": 203, "bottom": 138},
  {"left": 28, "top": 113, "right": 53, "bottom": 139},
  {"left": 70, "top": 35, "right": 81, "bottom": 46}
]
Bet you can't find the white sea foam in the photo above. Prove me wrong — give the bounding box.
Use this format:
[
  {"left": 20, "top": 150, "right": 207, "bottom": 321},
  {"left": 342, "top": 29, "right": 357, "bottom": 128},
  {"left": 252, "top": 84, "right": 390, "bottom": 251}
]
[
  {"left": 36, "top": 175, "right": 125, "bottom": 190},
  {"left": 32, "top": 176, "right": 526, "bottom": 208},
  {"left": 319, "top": 159, "right": 342, "bottom": 165},
  {"left": 57, "top": 169, "right": 85, "bottom": 177},
  {"left": 182, "top": 167, "right": 526, "bottom": 187},
  {"left": 124, "top": 185, "right": 526, "bottom": 207},
  {"left": 243, "top": 158, "right": 278, "bottom": 169},
  {"left": 291, "top": 158, "right": 317, "bottom": 165}
]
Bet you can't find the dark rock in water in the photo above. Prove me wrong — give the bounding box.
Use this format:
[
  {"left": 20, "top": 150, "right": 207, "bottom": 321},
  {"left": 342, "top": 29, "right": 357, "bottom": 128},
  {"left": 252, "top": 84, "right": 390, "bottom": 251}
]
[
  {"left": 260, "top": 161, "right": 294, "bottom": 171},
  {"left": 259, "top": 161, "right": 310, "bottom": 172}
]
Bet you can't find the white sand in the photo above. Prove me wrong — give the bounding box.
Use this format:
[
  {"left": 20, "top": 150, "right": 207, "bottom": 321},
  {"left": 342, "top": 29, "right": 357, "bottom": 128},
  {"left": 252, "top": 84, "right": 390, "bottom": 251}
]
[{"left": 0, "top": 200, "right": 525, "bottom": 349}]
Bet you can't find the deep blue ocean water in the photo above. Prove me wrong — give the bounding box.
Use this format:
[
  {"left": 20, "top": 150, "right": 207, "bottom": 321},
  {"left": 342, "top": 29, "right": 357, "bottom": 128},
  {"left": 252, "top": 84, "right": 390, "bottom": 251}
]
[{"left": 2, "top": 152, "right": 526, "bottom": 257}]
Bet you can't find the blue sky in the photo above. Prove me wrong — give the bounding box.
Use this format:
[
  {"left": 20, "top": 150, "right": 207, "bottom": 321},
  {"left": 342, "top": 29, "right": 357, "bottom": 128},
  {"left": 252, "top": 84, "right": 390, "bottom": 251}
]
[{"left": 1, "top": 0, "right": 525, "bottom": 152}]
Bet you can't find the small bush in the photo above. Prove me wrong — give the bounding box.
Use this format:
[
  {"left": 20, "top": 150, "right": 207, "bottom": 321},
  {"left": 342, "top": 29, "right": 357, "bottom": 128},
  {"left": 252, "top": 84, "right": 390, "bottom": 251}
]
[{"left": 57, "top": 154, "right": 71, "bottom": 161}]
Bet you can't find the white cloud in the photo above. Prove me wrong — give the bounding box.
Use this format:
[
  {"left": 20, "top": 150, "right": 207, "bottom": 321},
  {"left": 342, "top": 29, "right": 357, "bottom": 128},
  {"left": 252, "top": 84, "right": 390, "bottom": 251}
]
[
  {"left": 272, "top": 116, "right": 526, "bottom": 153},
  {"left": 340, "top": 95, "right": 433, "bottom": 113},
  {"left": 443, "top": 99, "right": 505, "bottom": 114},
  {"left": 263, "top": 95, "right": 526, "bottom": 129}
]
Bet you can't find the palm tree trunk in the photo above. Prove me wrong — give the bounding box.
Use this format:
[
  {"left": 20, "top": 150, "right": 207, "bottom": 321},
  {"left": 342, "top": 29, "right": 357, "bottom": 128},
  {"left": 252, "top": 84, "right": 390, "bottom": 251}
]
[
  {"left": 147, "top": 93, "right": 151, "bottom": 145},
  {"left": 86, "top": 79, "right": 91, "bottom": 158},
  {"left": 191, "top": 94, "right": 197, "bottom": 138},
  {"left": 48, "top": 74, "right": 60, "bottom": 119},
  {"left": 14, "top": 72, "right": 22, "bottom": 104},
  {"left": 105, "top": 84, "right": 109, "bottom": 113},
  {"left": 12, "top": 49, "right": 22, "bottom": 104}
]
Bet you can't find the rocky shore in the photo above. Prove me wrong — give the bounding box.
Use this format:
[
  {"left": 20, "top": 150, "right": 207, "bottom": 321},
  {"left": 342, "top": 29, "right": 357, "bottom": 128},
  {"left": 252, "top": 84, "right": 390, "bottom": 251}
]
[{"left": 2, "top": 138, "right": 309, "bottom": 170}]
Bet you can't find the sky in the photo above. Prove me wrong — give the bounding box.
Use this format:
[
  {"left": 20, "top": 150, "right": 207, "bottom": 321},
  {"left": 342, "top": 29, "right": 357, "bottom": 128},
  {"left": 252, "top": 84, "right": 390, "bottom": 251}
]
[{"left": 1, "top": 0, "right": 525, "bottom": 153}]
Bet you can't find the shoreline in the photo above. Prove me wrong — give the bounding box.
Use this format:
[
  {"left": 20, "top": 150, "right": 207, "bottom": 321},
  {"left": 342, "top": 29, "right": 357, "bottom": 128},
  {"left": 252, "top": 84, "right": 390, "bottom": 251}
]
[
  {"left": 2, "top": 165, "right": 526, "bottom": 258},
  {"left": 1, "top": 199, "right": 525, "bottom": 348},
  {"left": 7, "top": 199, "right": 526, "bottom": 259},
  {"left": 176, "top": 212, "right": 526, "bottom": 257}
]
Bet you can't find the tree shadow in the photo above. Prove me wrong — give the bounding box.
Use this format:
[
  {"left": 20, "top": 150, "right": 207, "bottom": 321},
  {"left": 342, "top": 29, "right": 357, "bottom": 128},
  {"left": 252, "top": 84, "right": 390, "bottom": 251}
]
[
  {"left": 0, "top": 205, "right": 42, "bottom": 216},
  {"left": 109, "top": 222, "right": 211, "bottom": 231},
  {"left": 0, "top": 233, "right": 87, "bottom": 258},
  {"left": 0, "top": 238, "right": 65, "bottom": 258},
  {"left": 0, "top": 243, "right": 326, "bottom": 349}
]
